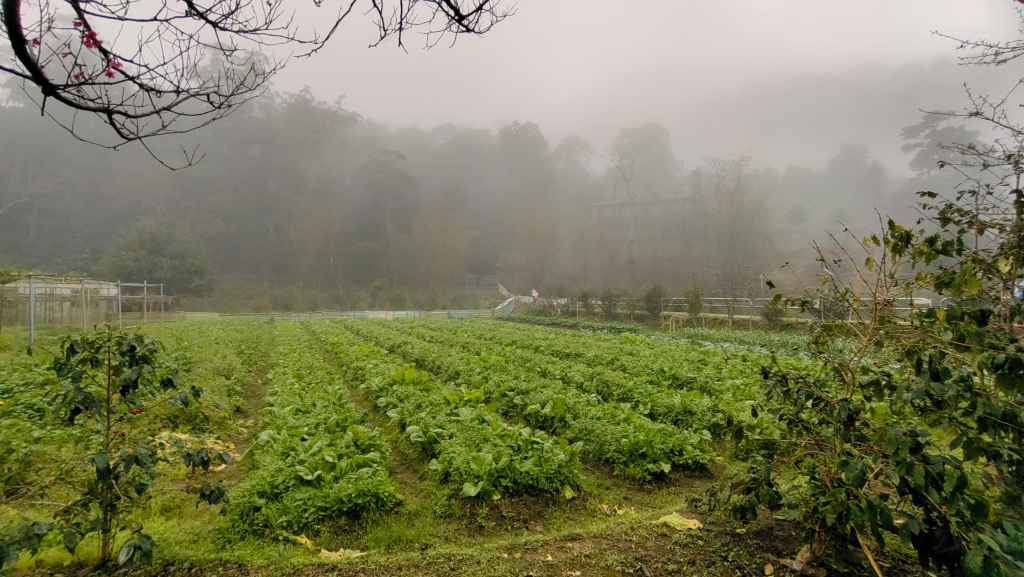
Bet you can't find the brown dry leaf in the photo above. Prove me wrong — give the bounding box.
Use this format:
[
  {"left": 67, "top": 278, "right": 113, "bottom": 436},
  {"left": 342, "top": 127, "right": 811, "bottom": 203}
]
[
  {"left": 153, "top": 431, "right": 238, "bottom": 461},
  {"left": 764, "top": 562, "right": 775, "bottom": 576},
  {"left": 286, "top": 533, "right": 316, "bottom": 550},
  {"left": 780, "top": 546, "right": 826, "bottom": 577},
  {"left": 656, "top": 512, "right": 703, "bottom": 531},
  {"left": 795, "top": 544, "right": 814, "bottom": 565}
]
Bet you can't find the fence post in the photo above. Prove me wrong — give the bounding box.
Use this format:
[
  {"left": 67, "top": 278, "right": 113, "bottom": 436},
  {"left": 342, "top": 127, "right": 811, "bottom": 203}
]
[
  {"left": 27, "top": 276, "right": 35, "bottom": 353},
  {"left": 159, "top": 284, "right": 165, "bottom": 322},
  {"left": 117, "top": 281, "right": 123, "bottom": 329},
  {"left": 81, "top": 278, "right": 87, "bottom": 330},
  {"left": 143, "top": 280, "right": 148, "bottom": 325}
]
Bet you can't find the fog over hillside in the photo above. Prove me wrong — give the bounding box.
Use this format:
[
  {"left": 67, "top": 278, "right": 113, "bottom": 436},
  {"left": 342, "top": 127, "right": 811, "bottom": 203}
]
[
  {"left": 2, "top": 1, "right": 1023, "bottom": 309},
  {"left": 274, "top": 0, "right": 1020, "bottom": 170}
]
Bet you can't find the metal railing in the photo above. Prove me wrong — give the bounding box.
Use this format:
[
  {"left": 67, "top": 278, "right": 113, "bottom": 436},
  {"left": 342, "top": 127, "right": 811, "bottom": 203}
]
[
  {"left": 0, "top": 275, "right": 174, "bottom": 350},
  {"left": 504, "top": 294, "right": 938, "bottom": 324},
  {"left": 218, "top": 309, "right": 493, "bottom": 321}
]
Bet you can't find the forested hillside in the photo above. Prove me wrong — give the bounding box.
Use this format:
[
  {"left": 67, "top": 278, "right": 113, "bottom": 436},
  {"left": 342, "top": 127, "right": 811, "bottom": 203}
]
[{"left": 0, "top": 71, "right": 979, "bottom": 309}]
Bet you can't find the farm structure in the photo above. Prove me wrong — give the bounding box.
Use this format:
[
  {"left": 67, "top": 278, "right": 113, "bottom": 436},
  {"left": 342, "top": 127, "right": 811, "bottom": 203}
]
[{"left": 0, "top": 275, "right": 175, "bottom": 347}]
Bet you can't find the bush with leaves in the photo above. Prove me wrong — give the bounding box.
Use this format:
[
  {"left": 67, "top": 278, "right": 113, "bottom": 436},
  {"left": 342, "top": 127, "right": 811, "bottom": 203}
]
[
  {"left": 0, "top": 326, "right": 220, "bottom": 571},
  {"left": 760, "top": 294, "right": 787, "bottom": 328},
  {"left": 643, "top": 285, "right": 667, "bottom": 320},
  {"left": 724, "top": 219, "right": 1024, "bottom": 577}
]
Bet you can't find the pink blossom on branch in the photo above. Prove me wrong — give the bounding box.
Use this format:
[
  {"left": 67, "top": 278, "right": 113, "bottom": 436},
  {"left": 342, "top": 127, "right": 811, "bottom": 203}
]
[{"left": 82, "top": 30, "right": 100, "bottom": 49}]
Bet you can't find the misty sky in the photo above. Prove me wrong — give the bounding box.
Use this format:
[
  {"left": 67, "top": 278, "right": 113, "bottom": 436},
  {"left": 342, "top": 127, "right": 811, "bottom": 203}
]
[{"left": 277, "top": 0, "right": 1022, "bottom": 173}]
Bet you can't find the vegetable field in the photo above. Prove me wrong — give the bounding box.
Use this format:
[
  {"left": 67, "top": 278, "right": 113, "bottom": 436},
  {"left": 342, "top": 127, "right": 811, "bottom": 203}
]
[{"left": 2, "top": 318, "right": 941, "bottom": 577}]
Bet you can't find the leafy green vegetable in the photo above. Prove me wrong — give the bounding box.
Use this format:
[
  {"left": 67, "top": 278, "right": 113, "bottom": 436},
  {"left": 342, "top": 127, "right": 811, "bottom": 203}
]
[
  {"left": 312, "top": 322, "right": 582, "bottom": 499},
  {"left": 227, "top": 323, "right": 400, "bottom": 536}
]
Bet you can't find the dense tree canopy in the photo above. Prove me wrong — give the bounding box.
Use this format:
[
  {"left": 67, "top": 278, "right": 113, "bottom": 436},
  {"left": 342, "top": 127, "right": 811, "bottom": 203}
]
[
  {"left": 0, "top": 80, "right": 936, "bottom": 309},
  {"left": 99, "top": 222, "right": 210, "bottom": 295}
]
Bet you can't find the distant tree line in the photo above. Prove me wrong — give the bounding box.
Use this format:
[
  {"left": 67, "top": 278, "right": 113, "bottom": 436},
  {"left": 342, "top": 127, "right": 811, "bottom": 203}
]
[{"left": 0, "top": 84, "right": 967, "bottom": 311}]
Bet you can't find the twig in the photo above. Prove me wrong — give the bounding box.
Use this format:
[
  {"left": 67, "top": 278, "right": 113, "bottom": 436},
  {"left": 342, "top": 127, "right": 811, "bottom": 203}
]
[{"left": 855, "top": 528, "right": 885, "bottom": 577}]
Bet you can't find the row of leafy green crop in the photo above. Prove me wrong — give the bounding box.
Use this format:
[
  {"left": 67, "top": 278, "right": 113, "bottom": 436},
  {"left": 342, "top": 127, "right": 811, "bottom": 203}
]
[
  {"left": 226, "top": 322, "right": 400, "bottom": 536},
  {"left": 505, "top": 316, "right": 644, "bottom": 335},
  {"left": 338, "top": 320, "right": 709, "bottom": 480},
  {"left": 503, "top": 315, "right": 809, "bottom": 354},
  {"left": 141, "top": 320, "right": 271, "bottom": 435},
  {"left": 399, "top": 320, "right": 725, "bottom": 433},
  {"left": 307, "top": 322, "right": 582, "bottom": 500},
  {"left": 0, "top": 347, "right": 84, "bottom": 504},
  {"left": 472, "top": 319, "right": 818, "bottom": 396},
  {"left": 487, "top": 318, "right": 758, "bottom": 389}
]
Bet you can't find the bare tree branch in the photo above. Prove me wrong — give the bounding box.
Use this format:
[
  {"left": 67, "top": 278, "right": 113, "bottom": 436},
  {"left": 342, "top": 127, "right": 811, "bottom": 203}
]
[
  {"left": 0, "top": 196, "right": 32, "bottom": 217},
  {"left": 0, "top": 0, "right": 510, "bottom": 165}
]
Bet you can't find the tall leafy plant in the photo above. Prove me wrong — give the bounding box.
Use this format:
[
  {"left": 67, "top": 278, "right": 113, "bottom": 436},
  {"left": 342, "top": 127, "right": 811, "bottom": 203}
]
[
  {"left": 726, "top": 216, "right": 1024, "bottom": 576},
  {"left": 724, "top": 17, "right": 1024, "bottom": 572},
  {"left": 1, "top": 326, "right": 219, "bottom": 572}
]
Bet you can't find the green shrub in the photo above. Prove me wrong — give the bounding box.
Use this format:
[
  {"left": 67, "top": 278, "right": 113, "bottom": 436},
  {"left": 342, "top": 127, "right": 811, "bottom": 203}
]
[
  {"left": 685, "top": 286, "right": 704, "bottom": 319},
  {"left": 1, "top": 327, "right": 214, "bottom": 570},
  {"left": 643, "top": 285, "right": 667, "bottom": 319},
  {"left": 760, "top": 294, "right": 786, "bottom": 327}
]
